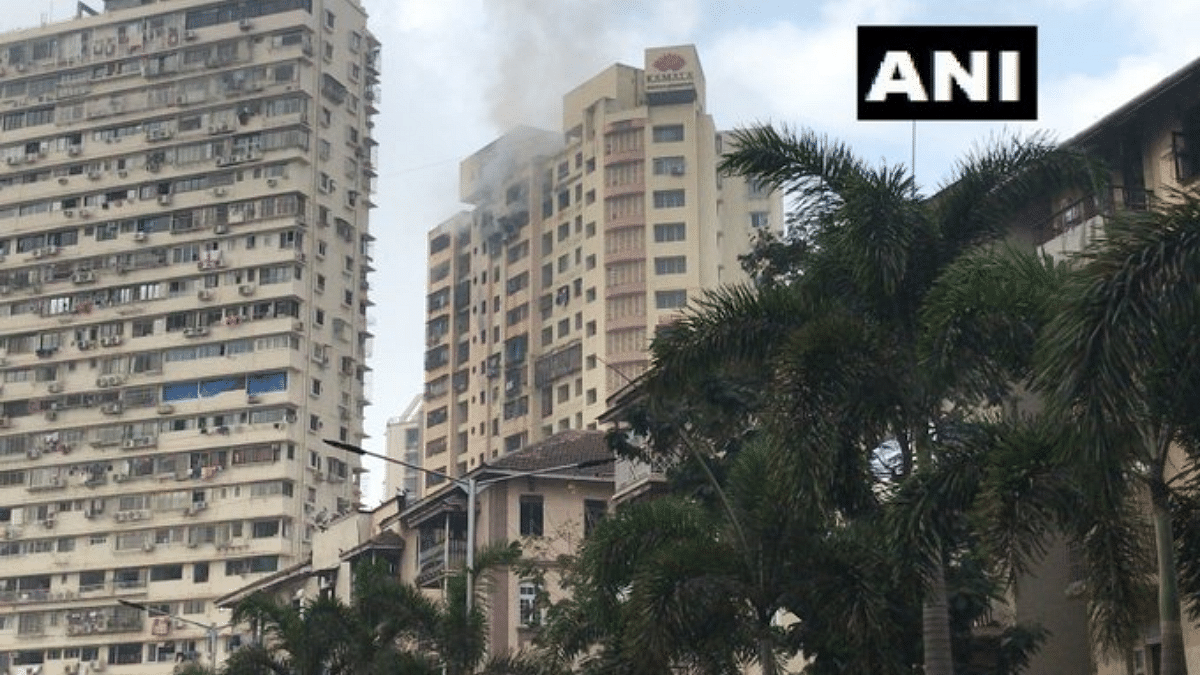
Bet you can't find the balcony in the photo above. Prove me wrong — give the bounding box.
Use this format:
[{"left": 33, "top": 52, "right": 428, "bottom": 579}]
[
  {"left": 1034, "top": 185, "right": 1154, "bottom": 247},
  {"left": 415, "top": 538, "right": 467, "bottom": 588}
]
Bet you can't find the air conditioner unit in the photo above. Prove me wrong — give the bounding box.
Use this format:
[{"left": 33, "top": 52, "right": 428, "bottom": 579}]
[
  {"left": 184, "top": 30, "right": 197, "bottom": 41},
  {"left": 183, "top": 326, "right": 209, "bottom": 337},
  {"left": 197, "top": 288, "right": 213, "bottom": 301},
  {"left": 122, "top": 439, "right": 137, "bottom": 449},
  {"left": 100, "top": 403, "right": 122, "bottom": 415},
  {"left": 238, "top": 284, "right": 255, "bottom": 296},
  {"left": 212, "top": 187, "right": 227, "bottom": 197},
  {"left": 77, "top": 340, "right": 94, "bottom": 350},
  {"left": 239, "top": 18, "right": 253, "bottom": 30},
  {"left": 101, "top": 335, "right": 123, "bottom": 347},
  {"left": 157, "top": 195, "right": 172, "bottom": 206},
  {"left": 87, "top": 171, "right": 101, "bottom": 180},
  {"left": 71, "top": 271, "right": 95, "bottom": 284},
  {"left": 117, "top": 169, "right": 128, "bottom": 178},
  {"left": 246, "top": 394, "right": 262, "bottom": 404},
  {"left": 267, "top": 178, "right": 278, "bottom": 187},
  {"left": 0, "top": 417, "right": 11, "bottom": 428},
  {"left": 214, "top": 224, "right": 228, "bottom": 234},
  {"left": 156, "top": 404, "right": 174, "bottom": 415},
  {"left": 6, "top": 156, "right": 21, "bottom": 166},
  {"left": 68, "top": 146, "right": 81, "bottom": 156},
  {"left": 133, "top": 232, "right": 147, "bottom": 242},
  {"left": 47, "top": 382, "right": 64, "bottom": 393}
]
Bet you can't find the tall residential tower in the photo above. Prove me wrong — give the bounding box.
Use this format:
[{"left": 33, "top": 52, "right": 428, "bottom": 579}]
[
  {"left": 419, "top": 46, "right": 783, "bottom": 496},
  {"left": 0, "top": 0, "right": 378, "bottom": 671}
]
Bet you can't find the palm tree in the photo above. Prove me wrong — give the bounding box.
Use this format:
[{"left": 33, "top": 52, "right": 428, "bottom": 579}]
[
  {"left": 1034, "top": 190, "right": 1200, "bottom": 675},
  {"left": 223, "top": 592, "right": 360, "bottom": 675},
  {"left": 617, "top": 124, "right": 1102, "bottom": 675},
  {"left": 222, "top": 547, "right": 522, "bottom": 675},
  {"left": 542, "top": 435, "right": 918, "bottom": 675}
]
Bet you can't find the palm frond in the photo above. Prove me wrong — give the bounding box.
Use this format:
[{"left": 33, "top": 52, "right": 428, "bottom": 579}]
[{"left": 920, "top": 244, "right": 1071, "bottom": 406}]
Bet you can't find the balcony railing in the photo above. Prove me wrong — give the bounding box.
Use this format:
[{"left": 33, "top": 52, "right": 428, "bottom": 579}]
[
  {"left": 1034, "top": 185, "right": 1153, "bottom": 245},
  {"left": 415, "top": 539, "right": 467, "bottom": 587}
]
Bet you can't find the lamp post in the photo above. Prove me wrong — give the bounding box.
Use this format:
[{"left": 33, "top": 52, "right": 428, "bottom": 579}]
[
  {"left": 322, "top": 438, "right": 611, "bottom": 616},
  {"left": 117, "top": 599, "right": 226, "bottom": 667}
]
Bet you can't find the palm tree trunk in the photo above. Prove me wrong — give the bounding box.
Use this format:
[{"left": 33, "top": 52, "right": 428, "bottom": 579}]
[
  {"left": 923, "top": 557, "right": 954, "bottom": 675},
  {"left": 1151, "top": 483, "right": 1188, "bottom": 675},
  {"left": 758, "top": 635, "right": 779, "bottom": 675}
]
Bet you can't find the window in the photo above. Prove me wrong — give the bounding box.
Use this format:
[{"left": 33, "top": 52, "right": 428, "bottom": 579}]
[
  {"left": 653, "top": 190, "right": 685, "bottom": 209},
  {"left": 654, "top": 256, "right": 687, "bottom": 275},
  {"left": 652, "top": 156, "right": 686, "bottom": 176},
  {"left": 150, "top": 565, "right": 184, "bottom": 582},
  {"left": 584, "top": 499, "right": 607, "bottom": 536},
  {"left": 653, "top": 222, "right": 686, "bottom": 242},
  {"left": 652, "top": 124, "right": 685, "bottom": 142},
  {"left": 518, "top": 581, "right": 542, "bottom": 627},
  {"left": 506, "top": 272, "right": 529, "bottom": 295},
  {"left": 750, "top": 211, "right": 771, "bottom": 229},
  {"left": 519, "top": 496, "right": 544, "bottom": 536},
  {"left": 655, "top": 290, "right": 688, "bottom": 309},
  {"left": 1173, "top": 131, "right": 1200, "bottom": 183}
]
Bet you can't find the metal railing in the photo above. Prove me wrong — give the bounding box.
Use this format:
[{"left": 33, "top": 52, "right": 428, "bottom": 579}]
[{"left": 1034, "top": 185, "right": 1153, "bottom": 245}]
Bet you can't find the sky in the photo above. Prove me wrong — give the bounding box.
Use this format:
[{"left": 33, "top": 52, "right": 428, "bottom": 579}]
[{"left": 3, "top": 0, "right": 1200, "bottom": 504}]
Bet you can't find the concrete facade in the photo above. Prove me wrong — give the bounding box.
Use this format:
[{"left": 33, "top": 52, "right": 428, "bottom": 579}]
[
  {"left": 382, "top": 394, "right": 422, "bottom": 502},
  {"left": 0, "top": 0, "right": 379, "bottom": 672}
]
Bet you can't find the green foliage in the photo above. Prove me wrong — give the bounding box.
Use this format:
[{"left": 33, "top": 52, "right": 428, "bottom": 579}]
[
  {"left": 222, "top": 550, "right": 527, "bottom": 675},
  {"left": 593, "top": 124, "right": 1110, "bottom": 675}
]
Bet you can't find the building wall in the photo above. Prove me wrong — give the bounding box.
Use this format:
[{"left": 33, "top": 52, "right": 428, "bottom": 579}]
[
  {"left": 0, "top": 0, "right": 378, "bottom": 672},
  {"left": 383, "top": 394, "right": 422, "bottom": 500}
]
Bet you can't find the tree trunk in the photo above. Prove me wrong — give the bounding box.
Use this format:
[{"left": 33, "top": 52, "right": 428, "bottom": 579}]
[
  {"left": 923, "top": 557, "right": 954, "bottom": 675},
  {"left": 1151, "top": 485, "right": 1188, "bottom": 675},
  {"left": 758, "top": 635, "right": 779, "bottom": 675}
]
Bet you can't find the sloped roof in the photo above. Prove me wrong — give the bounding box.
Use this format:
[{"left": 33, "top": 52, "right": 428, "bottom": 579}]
[{"left": 484, "top": 429, "right": 613, "bottom": 477}]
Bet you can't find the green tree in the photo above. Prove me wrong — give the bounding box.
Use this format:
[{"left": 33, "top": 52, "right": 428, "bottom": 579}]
[
  {"left": 1035, "top": 191, "right": 1200, "bottom": 675},
  {"left": 615, "top": 125, "right": 1100, "bottom": 675},
  {"left": 223, "top": 546, "right": 521, "bottom": 675},
  {"left": 542, "top": 435, "right": 916, "bottom": 675}
]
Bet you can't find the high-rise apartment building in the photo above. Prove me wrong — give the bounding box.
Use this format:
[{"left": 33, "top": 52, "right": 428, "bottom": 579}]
[
  {"left": 420, "top": 46, "right": 783, "bottom": 493},
  {"left": 383, "top": 394, "right": 422, "bottom": 501},
  {"left": 0, "top": 0, "right": 378, "bottom": 671}
]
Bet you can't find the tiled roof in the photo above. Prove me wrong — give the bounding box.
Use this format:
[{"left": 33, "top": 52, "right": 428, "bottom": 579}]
[{"left": 483, "top": 429, "right": 613, "bottom": 477}]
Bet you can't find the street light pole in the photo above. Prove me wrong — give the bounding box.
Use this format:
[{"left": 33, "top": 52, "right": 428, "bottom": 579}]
[
  {"left": 322, "top": 439, "right": 610, "bottom": 618},
  {"left": 117, "top": 599, "right": 223, "bottom": 667}
]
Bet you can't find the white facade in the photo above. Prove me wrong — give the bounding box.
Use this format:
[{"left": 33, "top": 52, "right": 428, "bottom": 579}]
[{"left": 0, "top": 0, "right": 378, "bottom": 672}]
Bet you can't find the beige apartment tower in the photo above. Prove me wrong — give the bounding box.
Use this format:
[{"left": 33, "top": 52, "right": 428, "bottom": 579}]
[
  {"left": 0, "top": 0, "right": 378, "bottom": 671},
  {"left": 420, "top": 46, "right": 783, "bottom": 494}
]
